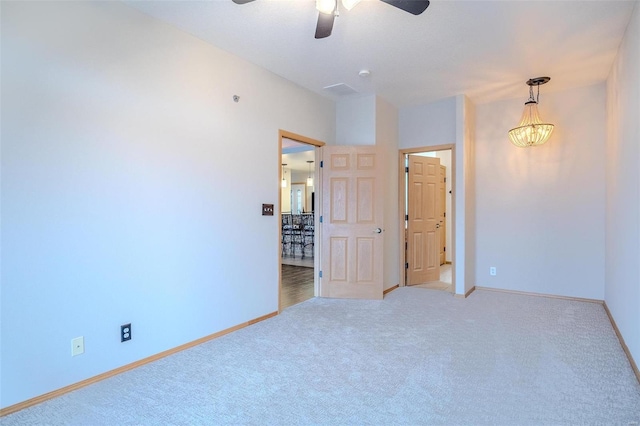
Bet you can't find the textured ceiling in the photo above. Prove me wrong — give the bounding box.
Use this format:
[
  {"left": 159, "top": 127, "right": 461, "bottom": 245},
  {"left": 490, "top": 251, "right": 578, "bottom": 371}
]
[{"left": 125, "top": 0, "right": 635, "bottom": 107}]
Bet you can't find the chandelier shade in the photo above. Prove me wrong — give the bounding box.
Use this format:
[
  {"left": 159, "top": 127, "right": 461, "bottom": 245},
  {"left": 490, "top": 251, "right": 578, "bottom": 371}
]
[
  {"left": 508, "top": 102, "right": 554, "bottom": 147},
  {"left": 508, "top": 77, "right": 554, "bottom": 147}
]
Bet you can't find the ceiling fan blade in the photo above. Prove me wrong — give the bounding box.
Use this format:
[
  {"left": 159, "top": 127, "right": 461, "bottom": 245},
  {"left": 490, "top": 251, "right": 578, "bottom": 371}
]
[
  {"left": 232, "top": 0, "right": 255, "bottom": 4},
  {"left": 379, "top": 0, "right": 430, "bottom": 15},
  {"left": 315, "top": 12, "right": 335, "bottom": 39}
]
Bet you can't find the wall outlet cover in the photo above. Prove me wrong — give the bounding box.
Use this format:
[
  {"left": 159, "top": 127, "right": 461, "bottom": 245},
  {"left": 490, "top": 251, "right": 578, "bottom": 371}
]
[
  {"left": 71, "top": 336, "right": 84, "bottom": 356},
  {"left": 121, "top": 323, "right": 132, "bottom": 342}
]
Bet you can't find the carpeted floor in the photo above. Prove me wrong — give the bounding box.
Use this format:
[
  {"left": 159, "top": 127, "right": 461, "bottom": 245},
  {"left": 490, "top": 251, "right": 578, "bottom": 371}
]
[{"left": 3, "top": 288, "right": 640, "bottom": 425}]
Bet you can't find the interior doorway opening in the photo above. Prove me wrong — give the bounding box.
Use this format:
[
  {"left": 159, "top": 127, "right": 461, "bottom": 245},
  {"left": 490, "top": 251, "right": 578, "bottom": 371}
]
[
  {"left": 399, "top": 145, "right": 454, "bottom": 293},
  {"left": 278, "top": 131, "right": 324, "bottom": 311}
]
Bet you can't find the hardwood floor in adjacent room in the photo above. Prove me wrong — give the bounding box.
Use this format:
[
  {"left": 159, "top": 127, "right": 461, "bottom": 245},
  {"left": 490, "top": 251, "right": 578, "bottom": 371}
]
[
  {"left": 281, "top": 254, "right": 314, "bottom": 268},
  {"left": 281, "top": 264, "right": 314, "bottom": 310}
]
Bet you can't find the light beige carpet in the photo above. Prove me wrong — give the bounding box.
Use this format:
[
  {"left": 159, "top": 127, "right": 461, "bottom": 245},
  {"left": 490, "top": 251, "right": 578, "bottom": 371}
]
[{"left": 4, "top": 288, "right": 640, "bottom": 425}]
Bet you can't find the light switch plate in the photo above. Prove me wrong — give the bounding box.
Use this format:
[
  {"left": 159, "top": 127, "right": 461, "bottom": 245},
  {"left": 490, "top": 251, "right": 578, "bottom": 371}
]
[
  {"left": 71, "top": 336, "right": 84, "bottom": 356},
  {"left": 262, "top": 204, "right": 274, "bottom": 216}
]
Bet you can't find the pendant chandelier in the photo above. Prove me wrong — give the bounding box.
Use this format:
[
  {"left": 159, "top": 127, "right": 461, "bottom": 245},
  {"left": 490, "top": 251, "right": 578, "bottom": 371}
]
[
  {"left": 281, "top": 163, "right": 287, "bottom": 188},
  {"left": 508, "top": 77, "right": 554, "bottom": 147},
  {"left": 306, "top": 160, "right": 314, "bottom": 187}
]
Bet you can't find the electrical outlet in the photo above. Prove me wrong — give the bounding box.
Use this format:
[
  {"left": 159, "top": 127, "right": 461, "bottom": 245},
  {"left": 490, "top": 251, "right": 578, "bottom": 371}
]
[
  {"left": 490, "top": 267, "right": 497, "bottom": 276},
  {"left": 121, "top": 323, "right": 131, "bottom": 342},
  {"left": 71, "top": 336, "right": 84, "bottom": 356}
]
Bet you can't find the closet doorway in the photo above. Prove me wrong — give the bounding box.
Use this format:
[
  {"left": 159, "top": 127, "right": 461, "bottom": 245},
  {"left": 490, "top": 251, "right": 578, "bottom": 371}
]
[{"left": 279, "top": 131, "right": 324, "bottom": 311}]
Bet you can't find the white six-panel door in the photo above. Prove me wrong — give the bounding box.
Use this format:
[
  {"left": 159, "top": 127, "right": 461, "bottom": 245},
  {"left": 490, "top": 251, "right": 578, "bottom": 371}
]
[
  {"left": 320, "top": 146, "right": 384, "bottom": 299},
  {"left": 406, "top": 155, "right": 441, "bottom": 285}
]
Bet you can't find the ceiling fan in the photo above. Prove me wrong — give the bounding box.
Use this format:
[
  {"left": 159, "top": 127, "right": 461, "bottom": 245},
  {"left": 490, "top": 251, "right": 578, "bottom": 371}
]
[{"left": 231, "top": 0, "right": 431, "bottom": 39}]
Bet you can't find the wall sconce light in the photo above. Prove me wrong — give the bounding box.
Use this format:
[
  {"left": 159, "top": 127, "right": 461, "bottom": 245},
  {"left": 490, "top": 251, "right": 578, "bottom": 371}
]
[
  {"left": 281, "top": 164, "right": 287, "bottom": 188},
  {"left": 508, "top": 77, "right": 554, "bottom": 147},
  {"left": 306, "top": 160, "right": 314, "bottom": 187}
]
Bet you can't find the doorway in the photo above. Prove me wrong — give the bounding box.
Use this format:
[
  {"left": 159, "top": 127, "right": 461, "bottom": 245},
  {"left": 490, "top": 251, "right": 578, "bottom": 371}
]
[
  {"left": 279, "top": 130, "right": 324, "bottom": 311},
  {"left": 399, "top": 145, "right": 454, "bottom": 292}
]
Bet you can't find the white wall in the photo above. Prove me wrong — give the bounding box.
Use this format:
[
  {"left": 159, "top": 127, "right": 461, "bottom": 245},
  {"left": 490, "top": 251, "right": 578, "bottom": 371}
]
[
  {"left": 336, "top": 95, "right": 376, "bottom": 146},
  {"left": 475, "top": 84, "right": 606, "bottom": 299},
  {"left": 375, "top": 97, "right": 400, "bottom": 290},
  {"left": 606, "top": 1, "right": 640, "bottom": 367},
  {"left": 399, "top": 97, "right": 456, "bottom": 149},
  {"left": 1, "top": 1, "right": 335, "bottom": 409}
]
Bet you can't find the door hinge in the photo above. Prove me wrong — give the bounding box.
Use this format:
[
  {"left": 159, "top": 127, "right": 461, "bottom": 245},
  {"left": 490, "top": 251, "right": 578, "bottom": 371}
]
[
  {"left": 444, "top": 247, "right": 446, "bottom": 252},
  {"left": 405, "top": 241, "right": 408, "bottom": 250},
  {"left": 443, "top": 212, "right": 446, "bottom": 218},
  {"left": 405, "top": 214, "right": 409, "bottom": 221},
  {"left": 405, "top": 166, "right": 409, "bottom": 173},
  {"left": 319, "top": 270, "right": 323, "bottom": 278},
  {"left": 444, "top": 177, "right": 447, "bottom": 183},
  {"left": 405, "top": 262, "right": 409, "bottom": 269},
  {"left": 320, "top": 160, "right": 323, "bottom": 168}
]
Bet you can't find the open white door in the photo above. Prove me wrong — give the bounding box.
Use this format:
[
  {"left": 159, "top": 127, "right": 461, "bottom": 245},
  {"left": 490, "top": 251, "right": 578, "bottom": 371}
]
[
  {"left": 320, "top": 146, "right": 384, "bottom": 300},
  {"left": 439, "top": 165, "right": 446, "bottom": 265},
  {"left": 406, "top": 154, "right": 441, "bottom": 285}
]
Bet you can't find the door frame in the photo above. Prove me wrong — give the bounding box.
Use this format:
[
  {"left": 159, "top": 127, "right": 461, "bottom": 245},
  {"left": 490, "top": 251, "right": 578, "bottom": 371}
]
[
  {"left": 398, "top": 144, "right": 456, "bottom": 289},
  {"left": 278, "top": 130, "right": 324, "bottom": 313}
]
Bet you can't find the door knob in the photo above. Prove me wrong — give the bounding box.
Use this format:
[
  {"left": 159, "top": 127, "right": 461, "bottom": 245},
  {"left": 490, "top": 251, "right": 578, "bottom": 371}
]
[
  {"left": 374, "top": 228, "right": 383, "bottom": 234},
  {"left": 436, "top": 224, "right": 440, "bottom": 229}
]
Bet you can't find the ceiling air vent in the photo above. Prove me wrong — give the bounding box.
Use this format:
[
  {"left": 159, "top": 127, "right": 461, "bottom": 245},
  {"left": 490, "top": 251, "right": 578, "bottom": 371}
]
[{"left": 323, "top": 83, "right": 358, "bottom": 96}]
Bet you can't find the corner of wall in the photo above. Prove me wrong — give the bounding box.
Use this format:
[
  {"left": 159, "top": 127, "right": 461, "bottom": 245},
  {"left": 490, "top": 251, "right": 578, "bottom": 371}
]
[
  {"left": 454, "top": 95, "right": 476, "bottom": 295},
  {"left": 374, "top": 97, "right": 401, "bottom": 290},
  {"left": 604, "top": 0, "right": 640, "bottom": 373}
]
